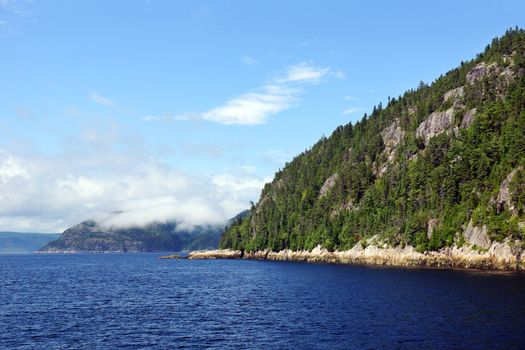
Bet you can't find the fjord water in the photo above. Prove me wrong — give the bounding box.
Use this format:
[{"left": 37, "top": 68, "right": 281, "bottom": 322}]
[{"left": 1, "top": 254, "right": 524, "bottom": 349}]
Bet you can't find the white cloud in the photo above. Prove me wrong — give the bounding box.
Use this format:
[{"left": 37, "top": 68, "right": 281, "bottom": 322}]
[
  {"left": 0, "top": 152, "right": 29, "bottom": 184},
  {"left": 0, "top": 143, "right": 267, "bottom": 232},
  {"left": 211, "top": 173, "right": 270, "bottom": 216},
  {"left": 342, "top": 107, "right": 364, "bottom": 115},
  {"left": 89, "top": 91, "right": 117, "bottom": 108},
  {"left": 151, "top": 62, "right": 335, "bottom": 126},
  {"left": 99, "top": 196, "right": 225, "bottom": 230},
  {"left": 201, "top": 86, "right": 297, "bottom": 125},
  {"left": 277, "top": 62, "right": 330, "bottom": 84}
]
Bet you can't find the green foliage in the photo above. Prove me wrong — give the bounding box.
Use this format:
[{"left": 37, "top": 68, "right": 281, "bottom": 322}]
[
  {"left": 221, "top": 28, "right": 525, "bottom": 253},
  {"left": 43, "top": 220, "right": 223, "bottom": 252}
]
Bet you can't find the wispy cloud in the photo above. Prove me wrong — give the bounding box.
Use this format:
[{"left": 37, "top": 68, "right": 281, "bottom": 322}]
[
  {"left": 143, "top": 115, "right": 168, "bottom": 122},
  {"left": 15, "top": 106, "right": 33, "bottom": 120},
  {"left": 0, "top": 0, "right": 34, "bottom": 38},
  {"left": 276, "top": 62, "right": 330, "bottom": 84},
  {"left": 65, "top": 107, "right": 81, "bottom": 117},
  {"left": 342, "top": 107, "right": 364, "bottom": 115},
  {"left": 294, "top": 38, "right": 317, "bottom": 48},
  {"left": 89, "top": 91, "right": 117, "bottom": 108},
  {"left": 200, "top": 85, "right": 298, "bottom": 125},
  {"left": 146, "top": 62, "right": 339, "bottom": 126},
  {"left": 0, "top": 0, "right": 13, "bottom": 7},
  {"left": 0, "top": 140, "right": 268, "bottom": 232},
  {"left": 332, "top": 69, "right": 346, "bottom": 80},
  {"left": 240, "top": 55, "right": 259, "bottom": 66}
]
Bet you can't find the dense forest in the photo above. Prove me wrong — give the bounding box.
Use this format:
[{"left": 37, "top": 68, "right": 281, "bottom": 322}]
[
  {"left": 40, "top": 220, "right": 223, "bottom": 253},
  {"left": 220, "top": 28, "right": 525, "bottom": 253}
]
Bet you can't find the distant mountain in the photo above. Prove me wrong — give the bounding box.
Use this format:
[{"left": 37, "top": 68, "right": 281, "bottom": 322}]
[
  {"left": 39, "top": 220, "right": 223, "bottom": 253},
  {"left": 221, "top": 29, "right": 525, "bottom": 254},
  {"left": 0, "top": 232, "right": 60, "bottom": 253}
]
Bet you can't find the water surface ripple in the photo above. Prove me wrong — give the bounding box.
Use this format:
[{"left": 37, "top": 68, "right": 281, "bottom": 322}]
[{"left": 1, "top": 254, "right": 524, "bottom": 349}]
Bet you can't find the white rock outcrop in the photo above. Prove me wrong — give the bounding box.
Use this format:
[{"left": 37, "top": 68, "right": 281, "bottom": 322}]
[
  {"left": 187, "top": 249, "right": 243, "bottom": 259},
  {"left": 320, "top": 173, "right": 339, "bottom": 197},
  {"left": 461, "top": 108, "right": 476, "bottom": 128},
  {"left": 427, "top": 218, "right": 439, "bottom": 239},
  {"left": 415, "top": 108, "right": 454, "bottom": 144},
  {"left": 188, "top": 236, "right": 525, "bottom": 270},
  {"left": 496, "top": 167, "right": 522, "bottom": 214},
  {"left": 444, "top": 86, "right": 464, "bottom": 102},
  {"left": 463, "top": 220, "right": 491, "bottom": 250},
  {"left": 466, "top": 62, "right": 500, "bottom": 84},
  {"left": 375, "top": 120, "right": 405, "bottom": 176}
]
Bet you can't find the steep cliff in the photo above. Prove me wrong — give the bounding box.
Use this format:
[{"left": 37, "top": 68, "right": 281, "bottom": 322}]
[{"left": 220, "top": 29, "right": 525, "bottom": 264}]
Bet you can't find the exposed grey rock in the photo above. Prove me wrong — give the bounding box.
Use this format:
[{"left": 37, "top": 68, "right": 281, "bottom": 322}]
[
  {"left": 256, "top": 194, "right": 271, "bottom": 214},
  {"left": 343, "top": 147, "right": 353, "bottom": 161},
  {"left": 427, "top": 218, "right": 439, "bottom": 239},
  {"left": 496, "top": 167, "right": 522, "bottom": 214},
  {"left": 444, "top": 86, "right": 464, "bottom": 102},
  {"left": 320, "top": 172, "right": 339, "bottom": 197},
  {"left": 330, "top": 198, "right": 356, "bottom": 218},
  {"left": 415, "top": 108, "right": 454, "bottom": 144},
  {"left": 461, "top": 108, "right": 476, "bottom": 128},
  {"left": 500, "top": 66, "right": 514, "bottom": 79},
  {"left": 232, "top": 239, "right": 525, "bottom": 270},
  {"left": 381, "top": 120, "right": 405, "bottom": 149},
  {"left": 375, "top": 120, "right": 405, "bottom": 176},
  {"left": 463, "top": 220, "right": 491, "bottom": 250},
  {"left": 187, "top": 249, "right": 243, "bottom": 259},
  {"left": 466, "top": 62, "right": 499, "bottom": 84},
  {"left": 466, "top": 60, "right": 514, "bottom": 90}
]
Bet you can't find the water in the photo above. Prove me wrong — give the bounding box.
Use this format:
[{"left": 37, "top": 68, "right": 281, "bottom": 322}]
[{"left": 1, "top": 254, "right": 525, "bottom": 349}]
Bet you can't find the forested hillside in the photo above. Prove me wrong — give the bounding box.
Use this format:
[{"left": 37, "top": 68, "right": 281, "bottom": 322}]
[
  {"left": 40, "top": 220, "right": 223, "bottom": 253},
  {"left": 221, "top": 29, "right": 525, "bottom": 253}
]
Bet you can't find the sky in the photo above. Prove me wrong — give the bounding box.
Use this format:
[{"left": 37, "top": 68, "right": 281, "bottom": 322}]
[{"left": 1, "top": 0, "right": 525, "bottom": 233}]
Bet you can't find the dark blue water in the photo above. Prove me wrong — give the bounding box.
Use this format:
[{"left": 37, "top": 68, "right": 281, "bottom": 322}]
[{"left": 1, "top": 254, "right": 525, "bottom": 349}]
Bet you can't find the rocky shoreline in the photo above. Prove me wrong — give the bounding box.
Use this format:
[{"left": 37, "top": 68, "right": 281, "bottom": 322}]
[{"left": 178, "top": 237, "right": 525, "bottom": 271}]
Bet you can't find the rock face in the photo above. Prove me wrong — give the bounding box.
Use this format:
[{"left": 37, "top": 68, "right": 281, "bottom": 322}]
[
  {"left": 463, "top": 220, "right": 491, "bottom": 249},
  {"left": 465, "top": 59, "right": 516, "bottom": 101},
  {"left": 38, "top": 220, "right": 223, "bottom": 253},
  {"left": 415, "top": 105, "right": 477, "bottom": 146},
  {"left": 190, "top": 237, "right": 525, "bottom": 271},
  {"left": 444, "top": 86, "right": 465, "bottom": 102},
  {"left": 381, "top": 120, "right": 405, "bottom": 149},
  {"left": 466, "top": 62, "right": 500, "bottom": 84},
  {"left": 427, "top": 219, "right": 439, "bottom": 239},
  {"left": 187, "top": 249, "right": 243, "bottom": 259},
  {"left": 375, "top": 120, "right": 405, "bottom": 176},
  {"left": 416, "top": 108, "right": 454, "bottom": 144},
  {"left": 496, "top": 167, "right": 522, "bottom": 214},
  {"left": 319, "top": 173, "right": 339, "bottom": 197},
  {"left": 461, "top": 108, "right": 477, "bottom": 128}
]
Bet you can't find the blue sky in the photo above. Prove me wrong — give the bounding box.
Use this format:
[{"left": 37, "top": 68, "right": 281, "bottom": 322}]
[{"left": 1, "top": 0, "right": 524, "bottom": 232}]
